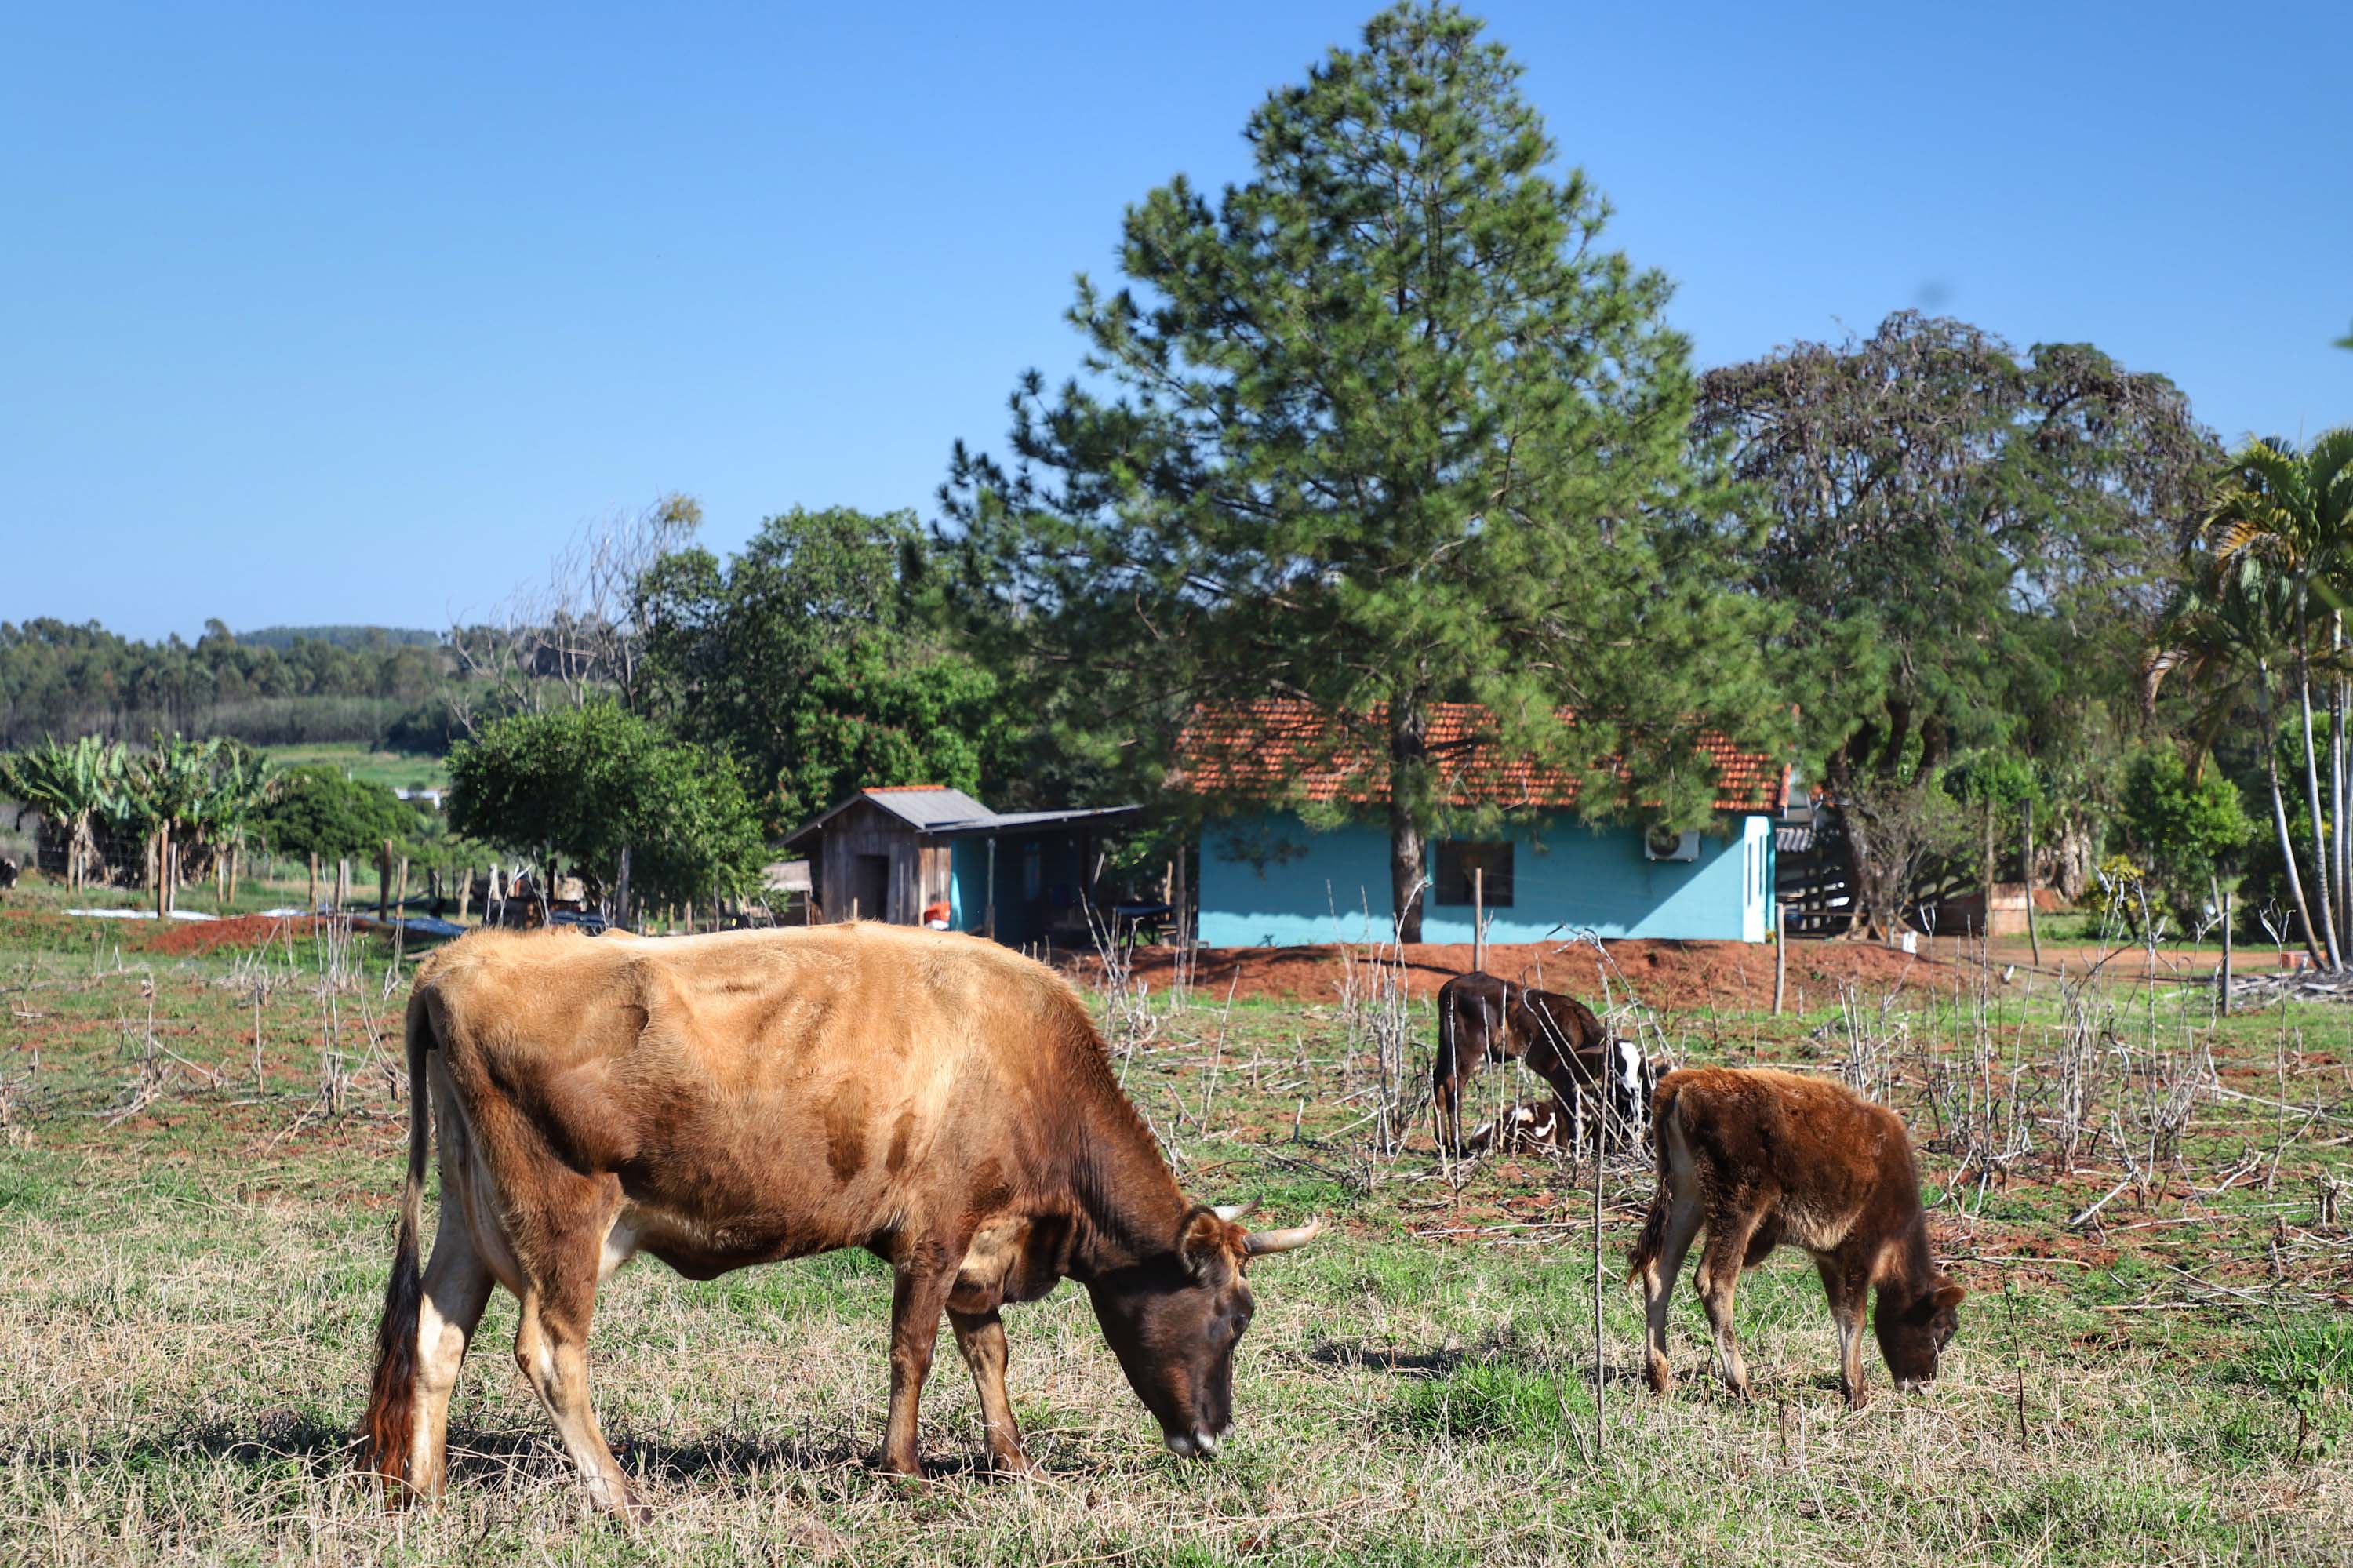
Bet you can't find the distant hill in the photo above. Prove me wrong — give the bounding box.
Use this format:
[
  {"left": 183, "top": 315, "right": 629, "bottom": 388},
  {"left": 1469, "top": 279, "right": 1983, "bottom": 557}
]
[{"left": 237, "top": 625, "right": 442, "bottom": 651}]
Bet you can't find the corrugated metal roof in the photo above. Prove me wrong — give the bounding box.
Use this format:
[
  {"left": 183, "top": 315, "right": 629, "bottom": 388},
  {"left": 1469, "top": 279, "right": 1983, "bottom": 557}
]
[
  {"left": 784, "top": 788, "right": 1140, "bottom": 847},
  {"left": 859, "top": 787, "right": 992, "bottom": 830},
  {"left": 1176, "top": 700, "right": 1786, "bottom": 816}
]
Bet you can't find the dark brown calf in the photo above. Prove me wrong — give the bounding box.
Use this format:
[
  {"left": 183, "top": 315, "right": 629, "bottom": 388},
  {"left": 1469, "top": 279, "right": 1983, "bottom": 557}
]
[
  {"left": 1627, "top": 1067, "right": 1964, "bottom": 1407},
  {"left": 1432, "top": 971, "right": 1652, "bottom": 1152}
]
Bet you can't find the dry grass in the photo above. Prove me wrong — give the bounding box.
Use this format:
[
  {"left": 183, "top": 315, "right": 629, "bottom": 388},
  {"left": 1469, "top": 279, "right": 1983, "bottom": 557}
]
[{"left": 2, "top": 890, "right": 2351, "bottom": 1564}]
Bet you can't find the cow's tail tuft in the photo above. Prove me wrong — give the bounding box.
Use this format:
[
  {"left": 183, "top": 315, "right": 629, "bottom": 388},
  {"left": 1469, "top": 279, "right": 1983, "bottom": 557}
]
[
  {"left": 1626, "top": 1079, "right": 1679, "bottom": 1286},
  {"left": 358, "top": 988, "right": 435, "bottom": 1501}
]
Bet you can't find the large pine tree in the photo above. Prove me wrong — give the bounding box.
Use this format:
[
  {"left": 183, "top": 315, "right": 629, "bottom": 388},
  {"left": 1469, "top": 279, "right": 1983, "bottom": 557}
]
[{"left": 944, "top": 1, "right": 1777, "bottom": 939}]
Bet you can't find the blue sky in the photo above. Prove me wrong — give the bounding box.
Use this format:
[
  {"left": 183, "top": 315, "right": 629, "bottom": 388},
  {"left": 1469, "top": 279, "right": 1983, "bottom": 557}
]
[{"left": 5, "top": 1, "right": 2349, "bottom": 641}]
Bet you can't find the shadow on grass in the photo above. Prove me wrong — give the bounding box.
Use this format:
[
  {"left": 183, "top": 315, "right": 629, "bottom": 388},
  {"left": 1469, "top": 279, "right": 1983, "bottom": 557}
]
[
  {"left": 1307, "top": 1337, "right": 1664, "bottom": 1391},
  {"left": 38, "top": 1409, "right": 1016, "bottom": 1493}
]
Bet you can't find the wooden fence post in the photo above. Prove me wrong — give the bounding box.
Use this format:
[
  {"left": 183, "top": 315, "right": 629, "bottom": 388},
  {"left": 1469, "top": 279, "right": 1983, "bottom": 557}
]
[
  {"left": 154, "top": 825, "right": 171, "bottom": 919},
  {"left": 377, "top": 840, "right": 393, "bottom": 922},
  {"left": 307, "top": 853, "right": 318, "bottom": 911}
]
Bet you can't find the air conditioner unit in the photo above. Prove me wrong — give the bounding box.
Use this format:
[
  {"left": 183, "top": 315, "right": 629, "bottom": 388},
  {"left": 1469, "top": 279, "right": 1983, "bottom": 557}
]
[{"left": 1644, "top": 828, "right": 1701, "bottom": 863}]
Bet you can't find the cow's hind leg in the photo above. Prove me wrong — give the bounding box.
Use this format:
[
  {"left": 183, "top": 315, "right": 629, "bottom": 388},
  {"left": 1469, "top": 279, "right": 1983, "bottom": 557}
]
[
  {"left": 509, "top": 1182, "right": 639, "bottom": 1520},
  {"left": 949, "top": 1308, "right": 1035, "bottom": 1476},
  {"left": 1637, "top": 1188, "right": 1704, "bottom": 1395},
  {"left": 882, "top": 1259, "right": 957, "bottom": 1479},
  {"left": 1695, "top": 1211, "right": 1763, "bottom": 1400},
  {"left": 406, "top": 1209, "right": 494, "bottom": 1496}
]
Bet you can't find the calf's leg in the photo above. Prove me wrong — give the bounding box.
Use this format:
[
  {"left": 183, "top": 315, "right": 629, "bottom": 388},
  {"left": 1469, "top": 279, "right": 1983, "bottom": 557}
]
[
  {"left": 1694, "top": 1213, "right": 1762, "bottom": 1399},
  {"left": 1815, "top": 1257, "right": 1871, "bottom": 1409},
  {"left": 949, "top": 1307, "right": 1035, "bottom": 1475},
  {"left": 1636, "top": 1189, "right": 1704, "bottom": 1395}
]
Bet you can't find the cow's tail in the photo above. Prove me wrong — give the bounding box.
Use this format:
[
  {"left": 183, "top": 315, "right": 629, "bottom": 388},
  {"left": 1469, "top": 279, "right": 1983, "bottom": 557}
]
[
  {"left": 358, "top": 988, "right": 435, "bottom": 1499},
  {"left": 1626, "top": 1079, "right": 1680, "bottom": 1287}
]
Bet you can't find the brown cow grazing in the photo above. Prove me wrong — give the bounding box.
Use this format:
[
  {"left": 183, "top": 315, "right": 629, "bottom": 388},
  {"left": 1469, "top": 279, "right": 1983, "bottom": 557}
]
[
  {"left": 1627, "top": 1067, "right": 1964, "bottom": 1408},
  {"left": 1432, "top": 971, "right": 1653, "bottom": 1153},
  {"left": 358, "top": 923, "right": 1318, "bottom": 1515}
]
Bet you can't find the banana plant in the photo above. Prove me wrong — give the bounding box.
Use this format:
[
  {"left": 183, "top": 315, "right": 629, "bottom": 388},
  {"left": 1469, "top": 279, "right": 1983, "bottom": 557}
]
[{"left": 0, "top": 735, "right": 128, "bottom": 890}]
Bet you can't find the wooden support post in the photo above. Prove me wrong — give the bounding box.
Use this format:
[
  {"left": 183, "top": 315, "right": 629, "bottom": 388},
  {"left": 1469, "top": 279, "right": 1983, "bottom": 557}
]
[
  {"left": 2024, "top": 795, "right": 2042, "bottom": 967},
  {"left": 456, "top": 870, "right": 472, "bottom": 927},
  {"left": 378, "top": 839, "right": 393, "bottom": 922},
  {"left": 1472, "top": 866, "right": 1485, "bottom": 973},
  {"left": 1772, "top": 904, "right": 1788, "bottom": 1018},
  {"left": 391, "top": 857, "right": 410, "bottom": 966},
  {"left": 2220, "top": 884, "right": 2235, "bottom": 1012},
  {"left": 307, "top": 853, "right": 318, "bottom": 911},
  {"left": 984, "top": 838, "right": 997, "bottom": 942},
  {"left": 337, "top": 858, "right": 350, "bottom": 913},
  {"left": 154, "top": 825, "right": 171, "bottom": 919}
]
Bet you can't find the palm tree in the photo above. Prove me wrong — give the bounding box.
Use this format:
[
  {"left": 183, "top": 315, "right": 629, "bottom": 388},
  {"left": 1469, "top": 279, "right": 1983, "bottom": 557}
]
[
  {"left": 2155, "top": 549, "right": 2322, "bottom": 966},
  {"left": 2206, "top": 430, "right": 2353, "bottom": 968}
]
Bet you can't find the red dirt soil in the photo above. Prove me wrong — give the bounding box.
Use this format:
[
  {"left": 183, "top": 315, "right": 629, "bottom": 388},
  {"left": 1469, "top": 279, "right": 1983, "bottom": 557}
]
[
  {"left": 1082, "top": 937, "right": 1958, "bottom": 1010},
  {"left": 144, "top": 914, "right": 334, "bottom": 956}
]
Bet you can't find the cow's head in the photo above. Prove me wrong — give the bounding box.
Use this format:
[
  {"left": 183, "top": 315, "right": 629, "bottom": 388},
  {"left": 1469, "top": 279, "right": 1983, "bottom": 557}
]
[
  {"left": 1087, "top": 1203, "right": 1318, "bottom": 1457},
  {"left": 1609, "top": 1037, "right": 1659, "bottom": 1126},
  {"left": 1875, "top": 1276, "right": 1966, "bottom": 1390}
]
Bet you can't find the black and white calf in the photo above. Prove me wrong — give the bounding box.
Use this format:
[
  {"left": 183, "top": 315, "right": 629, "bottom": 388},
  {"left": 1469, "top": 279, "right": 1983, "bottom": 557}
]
[{"left": 1433, "top": 971, "right": 1657, "bottom": 1152}]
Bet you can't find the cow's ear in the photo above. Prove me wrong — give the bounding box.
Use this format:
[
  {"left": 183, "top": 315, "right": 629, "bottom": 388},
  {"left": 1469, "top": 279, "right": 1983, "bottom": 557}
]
[
  {"left": 1932, "top": 1281, "right": 1967, "bottom": 1312},
  {"left": 1176, "top": 1206, "right": 1234, "bottom": 1280}
]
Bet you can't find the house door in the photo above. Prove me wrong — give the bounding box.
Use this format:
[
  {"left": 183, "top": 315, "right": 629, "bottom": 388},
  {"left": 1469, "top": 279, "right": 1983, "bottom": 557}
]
[{"left": 850, "top": 853, "right": 890, "bottom": 922}]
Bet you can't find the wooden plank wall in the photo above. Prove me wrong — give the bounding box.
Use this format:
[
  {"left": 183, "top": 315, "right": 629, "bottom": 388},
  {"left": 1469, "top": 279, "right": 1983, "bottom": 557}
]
[{"left": 816, "top": 802, "right": 956, "bottom": 924}]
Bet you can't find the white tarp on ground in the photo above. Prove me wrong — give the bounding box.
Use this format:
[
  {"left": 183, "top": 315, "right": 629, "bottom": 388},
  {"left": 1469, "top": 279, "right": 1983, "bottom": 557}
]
[{"left": 65, "top": 908, "right": 217, "bottom": 922}]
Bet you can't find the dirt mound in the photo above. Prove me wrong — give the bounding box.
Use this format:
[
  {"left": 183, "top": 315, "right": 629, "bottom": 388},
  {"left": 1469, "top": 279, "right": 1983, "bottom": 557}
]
[
  {"left": 1087, "top": 937, "right": 1955, "bottom": 1010},
  {"left": 144, "top": 914, "right": 333, "bottom": 956}
]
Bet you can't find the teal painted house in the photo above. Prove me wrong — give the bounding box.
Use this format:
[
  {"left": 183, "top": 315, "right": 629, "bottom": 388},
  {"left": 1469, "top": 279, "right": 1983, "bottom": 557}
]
[{"left": 1182, "top": 703, "right": 1787, "bottom": 948}]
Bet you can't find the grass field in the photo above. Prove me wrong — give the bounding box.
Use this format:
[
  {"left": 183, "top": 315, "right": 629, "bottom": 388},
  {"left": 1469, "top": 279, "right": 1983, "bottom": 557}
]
[
  {"left": 2, "top": 881, "right": 2350, "bottom": 1564},
  {"left": 267, "top": 744, "right": 449, "bottom": 796}
]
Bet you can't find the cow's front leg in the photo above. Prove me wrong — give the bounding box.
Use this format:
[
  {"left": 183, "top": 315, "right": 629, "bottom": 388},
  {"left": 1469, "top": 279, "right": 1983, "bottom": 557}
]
[
  {"left": 882, "top": 1262, "right": 955, "bottom": 1479},
  {"left": 949, "top": 1307, "right": 1036, "bottom": 1475}
]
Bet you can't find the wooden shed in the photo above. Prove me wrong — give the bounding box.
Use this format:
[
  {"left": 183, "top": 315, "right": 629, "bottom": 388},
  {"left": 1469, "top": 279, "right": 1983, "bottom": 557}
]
[{"left": 783, "top": 785, "right": 1140, "bottom": 942}]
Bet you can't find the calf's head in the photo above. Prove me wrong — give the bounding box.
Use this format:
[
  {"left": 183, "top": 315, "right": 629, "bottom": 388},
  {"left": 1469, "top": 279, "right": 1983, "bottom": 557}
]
[
  {"left": 1087, "top": 1204, "right": 1318, "bottom": 1457},
  {"left": 1875, "top": 1276, "right": 1966, "bottom": 1389}
]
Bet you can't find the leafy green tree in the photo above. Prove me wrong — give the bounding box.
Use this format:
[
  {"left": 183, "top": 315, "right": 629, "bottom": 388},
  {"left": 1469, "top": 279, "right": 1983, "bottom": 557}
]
[
  {"left": 941, "top": 1, "right": 1779, "bottom": 939},
  {"left": 636, "top": 507, "right": 1009, "bottom": 831},
  {"left": 1696, "top": 314, "right": 2216, "bottom": 936},
  {"left": 2116, "top": 747, "right": 2253, "bottom": 926},
  {"left": 257, "top": 765, "right": 417, "bottom": 864},
  {"left": 446, "top": 701, "right": 764, "bottom": 908}
]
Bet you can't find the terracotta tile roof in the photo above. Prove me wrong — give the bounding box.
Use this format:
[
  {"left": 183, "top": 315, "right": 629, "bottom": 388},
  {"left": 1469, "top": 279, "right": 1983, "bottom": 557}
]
[{"left": 1176, "top": 700, "right": 1785, "bottom": 816}]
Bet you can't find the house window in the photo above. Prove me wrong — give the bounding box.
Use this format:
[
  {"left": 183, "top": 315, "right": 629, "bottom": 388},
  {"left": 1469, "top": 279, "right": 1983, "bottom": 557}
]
[{"left": 1435, "top": 841, "right": 1513, "bottom": 906}]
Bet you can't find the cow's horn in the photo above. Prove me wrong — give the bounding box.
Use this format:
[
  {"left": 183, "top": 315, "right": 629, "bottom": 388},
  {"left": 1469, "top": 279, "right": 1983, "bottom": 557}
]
[
  {"left": 1242, "top": 1219, "right": 1322, "bottom": 1256},
  {"left": 1212, "top": 1202, "right": 1253, "bottom": 1223}
]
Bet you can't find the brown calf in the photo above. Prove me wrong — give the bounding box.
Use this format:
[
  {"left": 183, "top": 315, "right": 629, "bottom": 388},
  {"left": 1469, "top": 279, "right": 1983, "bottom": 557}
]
[
  {"left": 1627, "top": 1068, "right": 1964, "bottom": 1407},
  {"left": 1432, "top": 971, "right": 1653, "bottom": 1152},
  {"left": 358, "top": 923, "right": 1318, "bottom": 1515}
]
